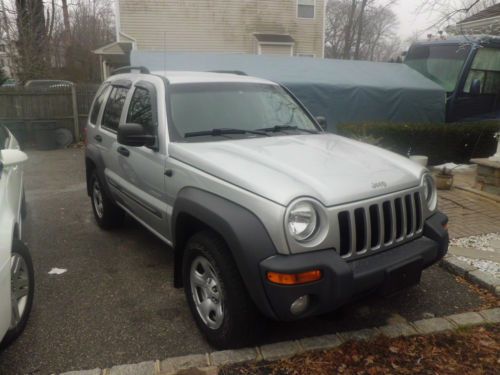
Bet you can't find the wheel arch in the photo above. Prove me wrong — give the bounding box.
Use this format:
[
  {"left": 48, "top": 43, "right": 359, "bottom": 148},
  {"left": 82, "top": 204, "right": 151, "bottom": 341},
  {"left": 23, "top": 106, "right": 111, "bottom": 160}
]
[{"left": 171, "top": 187, "right": 278, "bottom": 319}]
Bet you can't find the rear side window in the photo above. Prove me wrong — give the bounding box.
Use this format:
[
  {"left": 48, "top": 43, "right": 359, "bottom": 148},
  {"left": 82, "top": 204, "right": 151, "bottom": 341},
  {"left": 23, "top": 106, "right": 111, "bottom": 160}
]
[
  {"left": 126, "top": 87, "right": 155, "bottom": 133},
  {"left": 101, "top": 87, "right": 129, "bottom": 132},
  {"left": 90, "top": 84, "right": 110, "bottom": 124}
]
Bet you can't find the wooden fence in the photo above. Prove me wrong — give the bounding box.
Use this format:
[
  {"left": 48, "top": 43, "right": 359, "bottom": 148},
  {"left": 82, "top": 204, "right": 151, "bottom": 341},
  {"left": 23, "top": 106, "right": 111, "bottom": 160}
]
[{"left": 0, "top": 84, "right": 100, "bottom": 147}]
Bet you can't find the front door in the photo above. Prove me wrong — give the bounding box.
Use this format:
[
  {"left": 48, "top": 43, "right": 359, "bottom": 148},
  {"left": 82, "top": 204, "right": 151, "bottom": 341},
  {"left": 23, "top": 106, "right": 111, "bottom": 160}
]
[
  {"left": 452, "top": 47, "right": 500, "bottom": 121},
  {"left": 115, "top": 80, "right": 169, "bottom": 241}
]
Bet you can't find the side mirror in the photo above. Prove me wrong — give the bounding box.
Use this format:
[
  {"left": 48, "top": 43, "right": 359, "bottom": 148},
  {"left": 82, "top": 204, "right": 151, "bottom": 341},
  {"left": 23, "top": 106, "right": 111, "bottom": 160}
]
[
  {"left": 0, "top": 149, "right": 28, "bottom": 169},
  {"left": 118, "top": 123, "right": 156, "bottom": 148},
  {"left": 470, "top": 79, "right": 481, "bottom": 96},
  {"left": 315, "top": 116, "right": 328, "bottom": 131}
]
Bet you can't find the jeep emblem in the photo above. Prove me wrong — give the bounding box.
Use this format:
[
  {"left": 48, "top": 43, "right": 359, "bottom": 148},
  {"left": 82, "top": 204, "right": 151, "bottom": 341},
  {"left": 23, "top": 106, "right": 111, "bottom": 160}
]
[{"left": 371, "top": 181, "right": 387, "bottom": 189}]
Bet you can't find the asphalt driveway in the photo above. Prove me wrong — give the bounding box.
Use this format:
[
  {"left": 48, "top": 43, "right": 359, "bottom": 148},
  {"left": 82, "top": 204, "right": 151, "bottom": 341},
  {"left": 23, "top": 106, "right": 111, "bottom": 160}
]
[{"left": 0, "top": 149, "right": 490, "bottom": 375}]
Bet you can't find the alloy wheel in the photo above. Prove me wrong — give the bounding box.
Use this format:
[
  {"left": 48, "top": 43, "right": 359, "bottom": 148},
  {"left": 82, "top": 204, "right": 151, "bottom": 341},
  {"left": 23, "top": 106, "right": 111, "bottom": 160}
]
[
  {"left": 10, "top": 253, "right": 30, "bottom": 329},
  {"left": 190, "top": 256, "right": 224, "bottom": 330}
]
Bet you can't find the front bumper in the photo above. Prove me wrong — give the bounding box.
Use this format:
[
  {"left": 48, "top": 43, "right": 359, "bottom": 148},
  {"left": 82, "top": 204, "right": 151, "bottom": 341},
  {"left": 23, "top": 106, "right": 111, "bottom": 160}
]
[{"left": 259, "top": 212, "right": 449, "bottom": 321}]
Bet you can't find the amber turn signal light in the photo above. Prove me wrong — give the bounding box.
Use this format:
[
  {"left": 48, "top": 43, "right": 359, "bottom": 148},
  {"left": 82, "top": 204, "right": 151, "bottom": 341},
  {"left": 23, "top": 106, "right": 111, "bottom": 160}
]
[{"left": 267, "top": 270, "right": 322, "bottom": 285}]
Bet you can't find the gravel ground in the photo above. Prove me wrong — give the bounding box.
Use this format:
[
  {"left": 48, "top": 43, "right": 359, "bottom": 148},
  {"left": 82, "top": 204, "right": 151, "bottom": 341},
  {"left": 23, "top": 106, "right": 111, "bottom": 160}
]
[
  {"left": 450, "top": 233, "right": 500, "bottom": 253},
  {"left": 457, "top": 257, "right": 500, "bottom": 278},
  {"left": 451, "top": 233, "right": 500, "bottom": 278}
]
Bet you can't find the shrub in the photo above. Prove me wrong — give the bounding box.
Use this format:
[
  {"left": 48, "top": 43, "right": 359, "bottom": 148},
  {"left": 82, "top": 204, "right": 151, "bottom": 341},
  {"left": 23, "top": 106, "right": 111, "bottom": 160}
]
[{"left": 337, "top": 121, "right": 500, "bottom": 165}]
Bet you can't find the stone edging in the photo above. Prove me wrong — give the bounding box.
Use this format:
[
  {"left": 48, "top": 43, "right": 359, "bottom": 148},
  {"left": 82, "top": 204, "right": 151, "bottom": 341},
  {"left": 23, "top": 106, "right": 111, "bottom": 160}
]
[
  {"left": 441, "top": 254, "right": 500, "bottom": 296},
  {"left": 59, "top": 307, "right": 500, "bottom": 375}
]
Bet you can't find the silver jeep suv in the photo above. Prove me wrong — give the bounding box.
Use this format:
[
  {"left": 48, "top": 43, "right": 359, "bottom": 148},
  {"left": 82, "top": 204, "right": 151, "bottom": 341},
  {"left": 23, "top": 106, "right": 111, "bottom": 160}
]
[{"left": 85, "top": 68, "right": 449, "bottom": 348}]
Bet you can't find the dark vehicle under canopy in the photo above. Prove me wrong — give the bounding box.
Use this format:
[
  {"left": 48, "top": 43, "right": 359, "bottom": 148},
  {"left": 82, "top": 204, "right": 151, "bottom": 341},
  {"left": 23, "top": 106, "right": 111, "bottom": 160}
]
[{"left": 406, "top": 35, "right": 500, "bottom": 122}]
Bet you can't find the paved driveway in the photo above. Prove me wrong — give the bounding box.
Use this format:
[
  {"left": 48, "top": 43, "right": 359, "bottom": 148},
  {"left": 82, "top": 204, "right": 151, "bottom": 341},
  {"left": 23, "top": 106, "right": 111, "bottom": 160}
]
[{"left": 0, "top": 149, "right": 490, "bottom": 375}]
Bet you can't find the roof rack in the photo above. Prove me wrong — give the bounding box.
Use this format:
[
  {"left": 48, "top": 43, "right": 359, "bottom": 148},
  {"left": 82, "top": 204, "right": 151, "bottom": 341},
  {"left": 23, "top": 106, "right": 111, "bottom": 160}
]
[
  {"left": 111, "top": 66, "right": 150, "bottom": 76},
  {"left": 208, "top": 70, "right": 248, "bottom": 76}
]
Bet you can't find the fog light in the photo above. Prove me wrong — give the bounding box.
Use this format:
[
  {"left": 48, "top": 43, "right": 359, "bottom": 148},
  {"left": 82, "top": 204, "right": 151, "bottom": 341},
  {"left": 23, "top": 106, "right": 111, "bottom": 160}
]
[{"left": 290, "top": 295, "right": 310, "bottom": 315}]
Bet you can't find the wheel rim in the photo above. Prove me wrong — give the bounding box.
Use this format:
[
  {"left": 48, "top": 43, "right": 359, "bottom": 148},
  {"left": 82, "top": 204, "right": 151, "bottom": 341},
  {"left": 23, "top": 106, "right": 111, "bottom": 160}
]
[
  {"left": 190, "top": 256, "right": 224, "bottom": 330},
  {"left": 10, "top": 253, "right": 30, "bottom": 329},
  {"left": 92, "top": 179, "right": 104, "bottom": 219}
]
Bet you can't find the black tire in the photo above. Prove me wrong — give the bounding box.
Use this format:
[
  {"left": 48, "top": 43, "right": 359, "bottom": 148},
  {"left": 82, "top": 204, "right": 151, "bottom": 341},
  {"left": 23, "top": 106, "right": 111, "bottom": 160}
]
[
  {"left": 0, "top": 240, "right": 34, "bottom": 350},
  {"left": 89, "top": 171, "right": 124, "bottom": 230},
  {"left": 183, "top": 230, "right": 264, "bottom": 349}
]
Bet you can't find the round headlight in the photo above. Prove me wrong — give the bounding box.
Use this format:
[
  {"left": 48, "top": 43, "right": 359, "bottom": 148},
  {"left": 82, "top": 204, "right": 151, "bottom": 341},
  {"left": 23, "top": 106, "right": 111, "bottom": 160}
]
[
  {"left": 422, "top": 174, "right": 437, "bottom": 211},
  {"left": 287, "top": 201, "right": 318, "bottom": 242}
]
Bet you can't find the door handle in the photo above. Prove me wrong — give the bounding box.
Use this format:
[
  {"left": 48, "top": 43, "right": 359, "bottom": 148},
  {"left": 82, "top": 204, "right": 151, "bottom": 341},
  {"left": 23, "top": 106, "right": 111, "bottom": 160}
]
[
  {"left": 94, "top": 135, "right": 102, "bottom": 142},
  {"left": 117, "top": 146, "right": 130, "bottom": 157}
]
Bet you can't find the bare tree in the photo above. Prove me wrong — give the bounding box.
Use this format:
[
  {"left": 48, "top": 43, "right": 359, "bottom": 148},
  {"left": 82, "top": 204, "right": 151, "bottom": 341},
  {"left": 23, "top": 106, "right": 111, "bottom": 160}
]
[
  {"left": 325, "top": 0, "right": 400, "bottom": 61},
  {"left": 417, "top": 0, "right": 499, "bottom": 33},
  {"left": 14, "top": 0, "right": 55, "bottom": 81},
  {"left": 0, "top": 0, "right": 114, "bottom": 82}
]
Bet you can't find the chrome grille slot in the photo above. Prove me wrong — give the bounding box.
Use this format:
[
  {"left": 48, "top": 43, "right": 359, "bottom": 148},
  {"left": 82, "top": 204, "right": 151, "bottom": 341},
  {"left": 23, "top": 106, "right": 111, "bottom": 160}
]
[{"left": 336, "top": 188, "right": 425, "bottom": 260}]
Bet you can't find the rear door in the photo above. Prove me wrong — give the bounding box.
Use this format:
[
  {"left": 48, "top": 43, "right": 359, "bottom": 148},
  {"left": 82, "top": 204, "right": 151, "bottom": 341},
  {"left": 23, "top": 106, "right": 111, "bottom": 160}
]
[
  {"left": 0, "top": 126, "right": 23, "bottom": 339},
  {"left": 0, "top": 126, "right": 12, "bottom": 338},
  {"left": 98, "top": 81, "right": 131, "bottom": 201},
  {"left": 114, "top": 79, "right": 170, "bottom": 241}
]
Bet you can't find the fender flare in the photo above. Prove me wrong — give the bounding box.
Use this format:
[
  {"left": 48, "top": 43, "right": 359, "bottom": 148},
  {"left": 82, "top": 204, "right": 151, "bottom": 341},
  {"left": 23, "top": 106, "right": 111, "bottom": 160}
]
[{"left": 172, "top": 187, "right": 278, "bottom": 319}]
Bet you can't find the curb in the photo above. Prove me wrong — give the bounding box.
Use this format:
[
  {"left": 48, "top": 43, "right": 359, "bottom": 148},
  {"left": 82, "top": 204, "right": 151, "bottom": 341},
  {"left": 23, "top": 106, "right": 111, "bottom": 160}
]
[
  {"left": 59, "top": 307, "right": 500, "bottom": 375},
  {"left": 441, "top": 254, "right": 500, "bottom": 296}
]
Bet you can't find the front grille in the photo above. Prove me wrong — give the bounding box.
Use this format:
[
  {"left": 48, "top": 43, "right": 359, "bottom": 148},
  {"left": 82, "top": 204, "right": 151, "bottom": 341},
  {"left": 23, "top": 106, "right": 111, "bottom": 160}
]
[{"left": 337, "top": 190, "right": 424, "bottom": 259}]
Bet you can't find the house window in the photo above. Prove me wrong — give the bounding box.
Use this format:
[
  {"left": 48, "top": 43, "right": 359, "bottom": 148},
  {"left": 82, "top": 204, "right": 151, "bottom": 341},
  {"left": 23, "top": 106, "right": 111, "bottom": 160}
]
[
  {"left": 297, "top": 53, "right": 315, "bottom": 58},
  {"left": 0, "top": 45, "right": 5, "bottom": 53},
  {"left": 298, "top": 0, "right": 315, "bottom": 18}
]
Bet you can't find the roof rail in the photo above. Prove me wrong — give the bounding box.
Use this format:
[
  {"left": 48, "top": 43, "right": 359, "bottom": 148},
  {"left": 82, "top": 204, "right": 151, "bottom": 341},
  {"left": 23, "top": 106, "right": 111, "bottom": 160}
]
[
  {"left": 208, "top": 70, "right": 248, "bottom": 76},
  {"left": 111, "top": 66, "right": 150, "bottom": 76}
]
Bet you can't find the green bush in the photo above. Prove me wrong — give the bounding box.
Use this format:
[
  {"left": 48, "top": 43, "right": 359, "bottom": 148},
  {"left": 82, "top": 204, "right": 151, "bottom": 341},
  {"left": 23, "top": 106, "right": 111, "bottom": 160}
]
[{"left": 337, "top": 121, "right": 500, "bottom": 165}]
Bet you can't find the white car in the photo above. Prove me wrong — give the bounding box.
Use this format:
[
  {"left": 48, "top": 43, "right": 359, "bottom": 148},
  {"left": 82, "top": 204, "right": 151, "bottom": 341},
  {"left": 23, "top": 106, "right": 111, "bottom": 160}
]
[{"left": 0, "top": 126, "right": 33, "bottom": 349}]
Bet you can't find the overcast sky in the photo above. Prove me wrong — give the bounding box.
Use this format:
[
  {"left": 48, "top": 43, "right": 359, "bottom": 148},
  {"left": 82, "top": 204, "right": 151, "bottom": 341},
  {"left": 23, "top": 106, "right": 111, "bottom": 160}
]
[{"left": 392, "top": 0, "right": 486, "bottom": 41}]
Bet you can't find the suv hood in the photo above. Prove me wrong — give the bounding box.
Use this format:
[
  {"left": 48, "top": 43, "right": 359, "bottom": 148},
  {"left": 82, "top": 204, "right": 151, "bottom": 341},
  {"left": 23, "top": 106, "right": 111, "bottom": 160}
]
[{"left": 169, "top": 134, "right": 424, "bottom": 207}]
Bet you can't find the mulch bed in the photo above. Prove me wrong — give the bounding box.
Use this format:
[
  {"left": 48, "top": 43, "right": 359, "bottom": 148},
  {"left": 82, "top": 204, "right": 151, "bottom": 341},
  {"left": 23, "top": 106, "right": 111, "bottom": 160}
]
[{"left": 221, "top": 325, "right": 499, "bottom": 375}]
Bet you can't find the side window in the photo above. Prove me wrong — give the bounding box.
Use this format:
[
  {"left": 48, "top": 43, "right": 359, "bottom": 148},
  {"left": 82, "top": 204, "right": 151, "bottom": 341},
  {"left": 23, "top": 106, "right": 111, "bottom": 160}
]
[
  {"left": 90, "top": 84, "right": 110, "bottom": 124},
  {"left": 126, "top": 87, "right": 155, "bottom": 134},
  {"left": 101, "top": 87, "right": 129, "bottom": 132},
  {"left": 464, "top": 48, "right": 500, "bottom": 94}
]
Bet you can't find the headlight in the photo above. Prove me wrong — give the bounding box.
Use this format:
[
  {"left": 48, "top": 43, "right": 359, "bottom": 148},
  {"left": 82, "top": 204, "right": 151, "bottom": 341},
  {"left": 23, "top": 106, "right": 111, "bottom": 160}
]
[
  {"left": 287, "top": 201, "right": 318, "bottom": 242},
  {"left": 422, "top": 174, "right": 437, "bottom": 211}
]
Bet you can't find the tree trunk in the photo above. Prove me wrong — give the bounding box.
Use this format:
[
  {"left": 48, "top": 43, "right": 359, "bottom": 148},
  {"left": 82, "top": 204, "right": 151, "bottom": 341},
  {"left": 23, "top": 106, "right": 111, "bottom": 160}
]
[
  {"left": 61, "top": 0, "right": 71, "bottom": 47},
  {"left": 354, "top": 0, "right": 368, "bottom": 60},
  {"left": 342, "top": 0, "right": 357, "bottom": 59},
  {"left": 15, "top": 0, "right": 48, "bottom": 81}
]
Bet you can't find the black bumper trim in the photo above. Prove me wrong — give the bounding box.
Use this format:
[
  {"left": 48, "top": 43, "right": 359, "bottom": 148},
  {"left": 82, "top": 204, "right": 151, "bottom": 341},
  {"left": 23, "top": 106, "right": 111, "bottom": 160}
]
[{"left": 259, "top": 211, "right": 449, "bottom": 321}]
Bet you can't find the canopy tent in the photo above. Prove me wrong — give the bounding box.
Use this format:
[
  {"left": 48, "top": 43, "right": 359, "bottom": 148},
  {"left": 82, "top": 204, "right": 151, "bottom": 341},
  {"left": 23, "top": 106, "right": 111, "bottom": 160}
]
[{"left": 131, "top": 51, "right": 446, "bottom": 130}]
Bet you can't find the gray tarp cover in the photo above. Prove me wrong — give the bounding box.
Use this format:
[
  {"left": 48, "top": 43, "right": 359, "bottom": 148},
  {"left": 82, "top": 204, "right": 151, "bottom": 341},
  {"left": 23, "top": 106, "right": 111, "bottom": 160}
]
[{"left": 131, "top": 51, "right": 445, "bottom": 129}]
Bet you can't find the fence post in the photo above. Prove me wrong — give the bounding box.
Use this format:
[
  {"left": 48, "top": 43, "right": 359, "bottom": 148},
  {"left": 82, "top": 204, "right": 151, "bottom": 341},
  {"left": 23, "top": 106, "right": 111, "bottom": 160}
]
[{"left": 71, "top": 85, "right": 79, "bottom": 142}]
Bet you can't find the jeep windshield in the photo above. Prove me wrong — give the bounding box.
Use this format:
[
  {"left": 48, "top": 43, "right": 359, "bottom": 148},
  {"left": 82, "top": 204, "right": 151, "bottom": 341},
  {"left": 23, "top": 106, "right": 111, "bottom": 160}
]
[
  {"left": 168, "top": 82, "right": 319, "bottom": 142},
  {"left": 405, "top": 44, "right": 471, "bottom": 93}
]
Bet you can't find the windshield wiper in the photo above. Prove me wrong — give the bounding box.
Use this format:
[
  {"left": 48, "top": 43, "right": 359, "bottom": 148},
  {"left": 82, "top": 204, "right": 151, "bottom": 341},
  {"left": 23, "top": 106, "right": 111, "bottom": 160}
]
[
  {"left": 184, "top": 128, "right": 270, "bottom": 138},
  {"left": 257, "top": 125, "right": 318, "bottom": 134}
]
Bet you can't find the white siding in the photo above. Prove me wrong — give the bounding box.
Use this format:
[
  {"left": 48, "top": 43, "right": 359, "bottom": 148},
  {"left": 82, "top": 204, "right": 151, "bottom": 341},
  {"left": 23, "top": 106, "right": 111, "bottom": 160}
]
[{"left": 118, "top": 0, "right": 324, "bottom": 57}]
